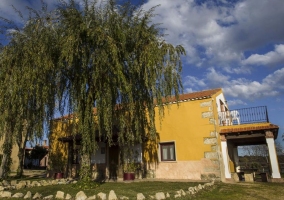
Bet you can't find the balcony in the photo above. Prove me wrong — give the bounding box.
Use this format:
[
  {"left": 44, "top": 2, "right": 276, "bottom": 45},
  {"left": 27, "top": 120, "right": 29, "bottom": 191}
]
[{"left": 218, "top": 106, "right": 269, "bottom": 126}]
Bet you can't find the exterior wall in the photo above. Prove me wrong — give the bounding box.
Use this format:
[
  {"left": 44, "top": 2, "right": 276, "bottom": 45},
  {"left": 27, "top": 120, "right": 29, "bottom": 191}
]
[
  {"left": 215, "top": 93, "right": 227, "bottom": 112},
  {"left": 48, "top": 120, "right": 71, "bottom": 176},
  {"left": 152, "top": 159, "right": 219, "bottom": 180},
  {"left": 0, "top": 140, "right": 19, "bottom": 172},
  {"left": 145, "top": 90, "right": 223, "bottom": 180}
]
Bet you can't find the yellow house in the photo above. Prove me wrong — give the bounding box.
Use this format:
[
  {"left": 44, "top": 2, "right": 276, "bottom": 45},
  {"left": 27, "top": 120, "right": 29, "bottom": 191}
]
[{"left": 49, "top": 88, "right": 281, "bottom": 181}]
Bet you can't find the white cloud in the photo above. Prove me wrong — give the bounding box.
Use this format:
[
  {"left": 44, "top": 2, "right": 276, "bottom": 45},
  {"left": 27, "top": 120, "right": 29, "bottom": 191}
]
[
  {"left": 205, "top": 68, "right": 230, "bottom": 86},
  {"left": 223, "top": 68, "right": 284, "bottom": 100},
  {"left": 2, "top": 0, "right": 284, "bottom": 71},
  {"left": 184, "top": 87, "right": 194, "bottom": 93},
  {"left": 242, "top": 45, "right": 284, "bottom": 66},
  {"left": 184, "top": 67, "right": 284, "bottom": 102},
  {"left": 184, "top": 75, "right": 206, "bottom": 87},
  {"left": 227, "top": 99, "right": 247, "bottom": 106},
  {"left": 142, "top": 0, "right": 284, "bottom": 70}
]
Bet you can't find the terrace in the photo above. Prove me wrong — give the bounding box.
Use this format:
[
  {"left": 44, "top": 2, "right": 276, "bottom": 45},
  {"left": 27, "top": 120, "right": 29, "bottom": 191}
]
[
  {"left": 218, "top": 106, "right": 269, "bottom": 126},
  {"left": 218, "top": 106, "right": 280, "bottom": 180}
]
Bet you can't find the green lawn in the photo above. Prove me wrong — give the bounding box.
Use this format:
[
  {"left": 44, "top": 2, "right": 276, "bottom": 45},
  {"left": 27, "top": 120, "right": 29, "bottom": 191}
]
[{"left": 5, "top": 179, "right": 284, "bottom": 199}]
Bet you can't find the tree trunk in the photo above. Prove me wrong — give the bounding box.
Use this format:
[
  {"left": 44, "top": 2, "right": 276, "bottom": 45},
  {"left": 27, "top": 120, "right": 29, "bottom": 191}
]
[
  {"left": 16, "top": 137, "right": 28, "bottom": 178},
  {"left": 0, "top": 154, "right": 8, "bottom": 178},
  {"left": 79, "top": 153, "right": 92, "bottom": 182},
  {"left": 0, "top": 133, "right": 13, "bottom": 179}
]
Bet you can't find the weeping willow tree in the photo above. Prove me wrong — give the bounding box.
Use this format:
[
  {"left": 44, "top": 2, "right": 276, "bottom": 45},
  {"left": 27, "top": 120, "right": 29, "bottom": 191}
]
[
  {"left": 0, "top": 0, "right": 185, "bottom": 181},
  {"left": 0, "top": 2, "right": 59, "bottom": 178}
]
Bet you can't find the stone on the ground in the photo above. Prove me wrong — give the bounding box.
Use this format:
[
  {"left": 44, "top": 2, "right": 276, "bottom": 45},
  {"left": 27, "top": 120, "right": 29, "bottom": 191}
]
[
  {"left": 31, "top": 181, "right": 41, "bottom": 187},
  {"left": 66, "top": 193, "right": 72, "bottom": 200},
  {"left": 0, "top": 186, "right": 4, "bottom": 191},
  {"left": 0, "top": 191, "right": 11, "bottom": 198},
  {"left": 155, "top": 192, "right": 165, "bottom": 200},
  {"left": 204, "top": 182, "right": 213, "bottom": 187},
  {"left": 19, "top": 180, "right": 27, "bottom": 185},
  {"left": 58, "top": 179, "right": 67, "bottom": 185},
  {"left": 76, "top": 191, "right": 87, "bottom": 200},
  {"left": 188, "top": 187, "right": 195, "bottom": 194},
  {"left": 40, "top": 180, "right": 49, "bottom": 186},
  {"left": 194, "top": 186, "right": 199, "bottom": 192},
  {"left": 180, "top": 189, "right": 186, "bottom": 196},
  {"left": 43, "top": 195, "right": 54, "bottom": 199},
  {"left": 97, "top": 192, "right": 107, "bottom": 200},
  {"left": 166, "top": 193, "right": 170, "bottom": 198},
  {"left": 33, "top": 192, "right": 42, "bottom": 199},
  {"left": 87, "top": 195, "right": 97, "bottom": 200},
  {"left": 108, "top": 190, "right": 118, "bottom": 200},
  {"left": 24, "top": 191, "right": 32, "bottom": 199},
  {"left": 2, "top": 180, "right": 10, "bottom": 186},
  {"left": 16, "top": 182, "right": 26, "bottom": 189},
  {"left": 244, "top": 173, "right": 254, "bottom": 182},
  {"left": 55, "top": 191, "right": 65, "bottom": 199},
  {"left": 198, "top": 184, "right": 203, "bottom": 190},
  {"left": 149, "top": 195, "right": 155, "bottom": 199},
  {"left": 10, "top": 180, "right": 17, "bottom": 186},
  {"left": 119, "top": 196, "right": 129, "bottom": 199},
  {"left": 12, "top": 192, "right": 24, "bottom": 198},
  {"left": 174, "top": 191, "right": 181, "bottom": 198},
  {"left": 137, "top": 193, "right": 145, "bottom": 200}
]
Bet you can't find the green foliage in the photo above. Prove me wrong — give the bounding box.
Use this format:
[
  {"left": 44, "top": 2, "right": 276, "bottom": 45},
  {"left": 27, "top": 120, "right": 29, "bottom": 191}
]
[
  {"left": 71, "top": 180, "right": 99, "bottom": 190},
  {"left": 123, "top": 162, "right": 140, "bottom": 173},
  {"left": 0, "top": 0, "right": 185, "bottom": 180},
  {"left": 49, "top": 150, "right": 66, "bottom": 172}
]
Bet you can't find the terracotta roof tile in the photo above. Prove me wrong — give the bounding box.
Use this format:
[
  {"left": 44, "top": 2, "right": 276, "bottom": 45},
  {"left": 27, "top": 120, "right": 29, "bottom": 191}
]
[{"left": 177, "top": 88, "right": 222, "bottom": 101}]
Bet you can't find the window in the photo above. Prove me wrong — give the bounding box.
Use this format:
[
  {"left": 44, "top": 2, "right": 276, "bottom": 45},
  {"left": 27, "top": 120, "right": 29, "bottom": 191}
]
[{"left": 160, "top": 142, "right": 176, "bottom": 161}]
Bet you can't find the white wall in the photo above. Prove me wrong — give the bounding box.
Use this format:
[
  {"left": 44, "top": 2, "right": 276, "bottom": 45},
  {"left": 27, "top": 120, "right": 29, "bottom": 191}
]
[{"left": 215, "top": 93, "right": 227, "bottom": 112}]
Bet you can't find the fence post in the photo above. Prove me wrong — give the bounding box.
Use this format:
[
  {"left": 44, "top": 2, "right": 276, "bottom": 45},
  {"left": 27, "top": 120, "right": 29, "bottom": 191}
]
[{"left": 265, "top": 106, "right": 269, "bottom": 123}]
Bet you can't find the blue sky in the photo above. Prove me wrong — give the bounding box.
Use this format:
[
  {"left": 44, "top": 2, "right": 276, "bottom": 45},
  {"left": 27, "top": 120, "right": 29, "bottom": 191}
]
[{"left": 0, "top": 0, "right": 284, "bottom": 144}]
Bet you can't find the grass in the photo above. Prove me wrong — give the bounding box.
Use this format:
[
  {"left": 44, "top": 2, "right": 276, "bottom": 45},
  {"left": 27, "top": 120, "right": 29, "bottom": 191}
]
[{"left": 5, "top": 178, "right": 284, "bottom": 199}]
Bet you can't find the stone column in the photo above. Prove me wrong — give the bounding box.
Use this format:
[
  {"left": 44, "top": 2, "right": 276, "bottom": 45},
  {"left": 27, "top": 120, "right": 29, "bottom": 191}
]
[
  {"left": 265, "top": 131, "right": 281, "bottom": 178},
  {"left": 221, "top": 135, "right": 231, "bottom": 178},
  {"left": 233, "top": 147, "right": 240, "bottom": 172}
]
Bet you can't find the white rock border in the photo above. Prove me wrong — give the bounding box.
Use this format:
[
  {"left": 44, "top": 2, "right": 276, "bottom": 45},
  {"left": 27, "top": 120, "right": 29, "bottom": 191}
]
[{"left": 0, "top": 179, "right": 215, "bottom": 199}]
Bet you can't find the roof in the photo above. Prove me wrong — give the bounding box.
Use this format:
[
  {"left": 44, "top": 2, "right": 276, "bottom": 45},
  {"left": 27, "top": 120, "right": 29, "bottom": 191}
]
[
  {"left": 55, "top": 88, "right": 222, "bottom": 121},
  {"left": 168, "top": 88, "right": 222, "bottom": 102}
]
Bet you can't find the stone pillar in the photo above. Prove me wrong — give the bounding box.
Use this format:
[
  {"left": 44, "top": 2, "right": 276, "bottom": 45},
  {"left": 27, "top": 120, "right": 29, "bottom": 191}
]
[
  {"left": 233, "top": 147, "right": 240, "bottom": 172},
  {"left": 265, "top": 131, "right": 281, "bottom": 178},
  {"left": 221, "top": 135, "right": 231, "bottom": 178}
]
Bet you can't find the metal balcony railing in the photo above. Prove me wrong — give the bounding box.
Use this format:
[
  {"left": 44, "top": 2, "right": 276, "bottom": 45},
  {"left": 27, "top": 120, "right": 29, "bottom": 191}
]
[{"left": 218, "top": 106, "right": 269, "bottom": 126}]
